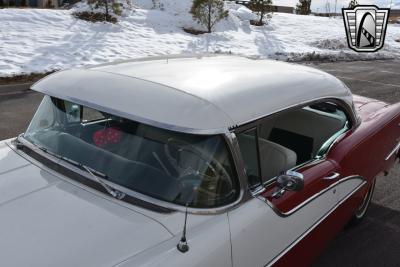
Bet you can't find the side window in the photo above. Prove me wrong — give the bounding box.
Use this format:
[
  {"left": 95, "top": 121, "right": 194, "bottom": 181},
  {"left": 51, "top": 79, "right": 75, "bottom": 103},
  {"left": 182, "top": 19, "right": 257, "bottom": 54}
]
[
  {"left": 257, "top": 101, "right": 349, "bottom": 183},
  {"left": 237, "top": 129, "right": 262, "bottom": 189}
]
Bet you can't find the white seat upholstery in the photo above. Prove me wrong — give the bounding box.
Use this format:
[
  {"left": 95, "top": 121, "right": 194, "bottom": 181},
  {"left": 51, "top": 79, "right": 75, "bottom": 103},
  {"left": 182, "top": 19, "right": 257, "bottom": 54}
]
[
  {"left": 259, "top": 108, "right": 346, "bottom": 156},
  {"left": 258, "top": 138, "right": 297, "bottom": 180},
  {"left": 237, "top": 135, "right": 297, "bottom": 181}
]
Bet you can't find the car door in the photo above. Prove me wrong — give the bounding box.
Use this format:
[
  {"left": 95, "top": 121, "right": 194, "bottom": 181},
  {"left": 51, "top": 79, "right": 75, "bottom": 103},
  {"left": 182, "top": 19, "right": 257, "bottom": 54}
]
[
  {"left": 228, "top": 158, "right": 341, "bottom": 267},
  {"left": 228, "top": 101, "right": 365, "bottom": 267}
]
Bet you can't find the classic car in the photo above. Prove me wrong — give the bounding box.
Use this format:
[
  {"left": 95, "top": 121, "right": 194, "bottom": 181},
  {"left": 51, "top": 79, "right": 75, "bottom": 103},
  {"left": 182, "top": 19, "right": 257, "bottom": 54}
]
[{"left": 0, "top": 55, "right": 399, "bottom": 267}]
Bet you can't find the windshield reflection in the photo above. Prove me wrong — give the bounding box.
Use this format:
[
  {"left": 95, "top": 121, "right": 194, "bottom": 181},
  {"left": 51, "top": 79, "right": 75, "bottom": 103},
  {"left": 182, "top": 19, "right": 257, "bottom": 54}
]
[{"left": 24, "top": 96, "right": 239, "bottom": 208}]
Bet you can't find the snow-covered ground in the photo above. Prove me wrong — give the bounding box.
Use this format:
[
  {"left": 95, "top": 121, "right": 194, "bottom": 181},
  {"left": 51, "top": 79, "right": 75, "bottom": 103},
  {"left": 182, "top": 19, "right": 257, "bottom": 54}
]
[{"left": 0, "top": 0, "right": 399, "bottom": 77}]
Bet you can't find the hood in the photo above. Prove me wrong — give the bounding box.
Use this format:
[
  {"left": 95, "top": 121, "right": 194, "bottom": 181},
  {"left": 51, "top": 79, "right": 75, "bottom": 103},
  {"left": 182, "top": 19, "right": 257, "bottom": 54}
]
[{"left": 0, "top": 141, "right": 172, "bottom": 267}]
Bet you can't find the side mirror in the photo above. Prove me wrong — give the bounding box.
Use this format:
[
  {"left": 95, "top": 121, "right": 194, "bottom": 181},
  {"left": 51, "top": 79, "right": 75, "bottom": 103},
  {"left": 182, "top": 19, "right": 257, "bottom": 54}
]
[{"left": 272, "top": 171, "right": 304, "bottom": 199}]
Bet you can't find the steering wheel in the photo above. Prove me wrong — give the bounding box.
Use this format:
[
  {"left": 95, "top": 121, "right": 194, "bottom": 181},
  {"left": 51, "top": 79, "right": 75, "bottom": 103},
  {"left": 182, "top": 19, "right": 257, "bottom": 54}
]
[{"left": 164, "top": 138, "right": 235, "bottom": 201}]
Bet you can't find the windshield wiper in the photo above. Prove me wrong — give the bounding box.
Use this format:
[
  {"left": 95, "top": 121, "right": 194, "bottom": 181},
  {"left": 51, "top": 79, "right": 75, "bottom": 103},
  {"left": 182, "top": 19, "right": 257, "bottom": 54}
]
[
  {"left": 21, "top": 138, "right": 126, "bottom": 200},
  {"left": 56, "top": 154, "right": 126, "bottom": 200},
  {"left": 81, "top": 165, "right": 126, "bottom": 200}
]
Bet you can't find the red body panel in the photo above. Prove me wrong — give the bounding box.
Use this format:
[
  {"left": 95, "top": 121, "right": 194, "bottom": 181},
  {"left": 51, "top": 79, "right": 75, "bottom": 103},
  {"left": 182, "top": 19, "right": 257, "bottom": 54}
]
[
  {"left": 262, "top": 160, "right": 337, "bottom": 214},
  {"left": 273, "top": 193, "right": 362, "bottom": 267},
  {"left": 263, "top": 95, "right": 400, "bottom": 266}
]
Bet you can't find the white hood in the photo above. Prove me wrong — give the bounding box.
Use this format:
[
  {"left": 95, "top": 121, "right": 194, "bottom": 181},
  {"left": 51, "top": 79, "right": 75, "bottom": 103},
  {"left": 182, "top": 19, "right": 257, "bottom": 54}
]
[{"left": 0, "top": 141, "right": 173, "bottom": 267}]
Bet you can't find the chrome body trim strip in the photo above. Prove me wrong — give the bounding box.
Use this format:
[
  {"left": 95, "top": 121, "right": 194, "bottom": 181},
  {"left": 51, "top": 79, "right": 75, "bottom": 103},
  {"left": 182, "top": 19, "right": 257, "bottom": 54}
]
[
  {"left": 258, "top": 175, "right": 366, "bottom": 218},
  {"left": 264, "top": 176, "right": 367, "bottom": 267},
  {"left": 385, "top": 141, "right": 400, "bottom": 161},
  {"left": 323, "top": 172, "right": 341, "bottom": 180}
]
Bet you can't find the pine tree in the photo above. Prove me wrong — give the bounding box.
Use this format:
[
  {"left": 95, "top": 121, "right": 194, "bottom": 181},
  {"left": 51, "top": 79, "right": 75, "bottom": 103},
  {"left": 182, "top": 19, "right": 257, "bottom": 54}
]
[
  {"left": 191, "top": 0, "right": 229, "bottom": 33},
  {"left": 348, "top": 0, "right": 358, "bottom": 8},
  {"left": 249, "top": 0, "right": 273, "bottom": 25},
  {"left": 295, "top": 0, "right": 311, "bottom": 15},
  {"left": 21, "top": 0, "right": 28, "bottom": 7},
  {"left": 0, "top": 0, "right": 4, "bottom": 7}
]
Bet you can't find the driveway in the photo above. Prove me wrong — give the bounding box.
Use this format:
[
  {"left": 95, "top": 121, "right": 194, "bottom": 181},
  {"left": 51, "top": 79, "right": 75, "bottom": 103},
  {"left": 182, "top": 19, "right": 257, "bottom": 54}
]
[{"left": 311, "top": 60, "right": 400, "bottom": 267}]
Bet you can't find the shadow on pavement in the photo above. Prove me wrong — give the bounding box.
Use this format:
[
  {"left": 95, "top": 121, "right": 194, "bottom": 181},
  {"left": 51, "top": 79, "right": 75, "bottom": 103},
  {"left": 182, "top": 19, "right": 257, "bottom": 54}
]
[{"left": 313, "top": 202, "right": 400, "bottom": 267}]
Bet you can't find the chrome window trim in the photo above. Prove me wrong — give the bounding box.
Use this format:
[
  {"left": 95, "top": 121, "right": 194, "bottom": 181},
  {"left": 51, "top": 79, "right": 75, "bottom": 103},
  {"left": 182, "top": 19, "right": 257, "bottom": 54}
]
[
  {"left": 315, "top": 122, "right": 350, "bottom": 159},
  {"left": 12, "top": 134, "right": 246, "bottom": 215},
  {"left": 234, "top": 97, "right": 355, "bottom": 193},
  {"left": 235, "top": 128, "right": 264, "bottom": 189},
  {"left": 233, "top": 97, "right": 358, "bottom": 134},
  {"left": 258, "top": 175, "right": 366, "bottom": 218},
  {"left": 264, "top": 175, "right": 367, "bottom": 267}
]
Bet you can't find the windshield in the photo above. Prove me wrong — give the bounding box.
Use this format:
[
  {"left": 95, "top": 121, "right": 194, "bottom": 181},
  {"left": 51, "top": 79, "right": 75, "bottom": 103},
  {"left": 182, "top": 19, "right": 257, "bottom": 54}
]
[{"left": 23, "top": 96, "right": 239, "bottom": 208}]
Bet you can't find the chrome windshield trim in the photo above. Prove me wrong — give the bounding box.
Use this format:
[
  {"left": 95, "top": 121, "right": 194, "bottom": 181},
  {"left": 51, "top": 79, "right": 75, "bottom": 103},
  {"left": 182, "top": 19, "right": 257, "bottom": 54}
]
[
  {"left": 385, "top": 141, "right": 400, "bottom": 161},
  {"left": 258, "top": 175, "right": 366, "bottom": 218},
  {"left": 13, "top": 135, "right": 244, "bottom": 215},
  {"left": 224, "top": 132, "right": 254, "bottom": 202}
]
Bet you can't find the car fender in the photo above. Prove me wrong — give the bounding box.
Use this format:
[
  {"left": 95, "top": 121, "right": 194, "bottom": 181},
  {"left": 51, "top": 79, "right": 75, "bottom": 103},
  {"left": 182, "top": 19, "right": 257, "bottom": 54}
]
[{"left": 114, "top": 213, "right": 232, "bottom": 267}]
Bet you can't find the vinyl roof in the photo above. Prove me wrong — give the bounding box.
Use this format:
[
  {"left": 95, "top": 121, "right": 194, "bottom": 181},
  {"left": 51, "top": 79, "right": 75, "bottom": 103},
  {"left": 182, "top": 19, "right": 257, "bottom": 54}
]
[{"left": 31, "top": 55, "right": 353, "bottom": 134}]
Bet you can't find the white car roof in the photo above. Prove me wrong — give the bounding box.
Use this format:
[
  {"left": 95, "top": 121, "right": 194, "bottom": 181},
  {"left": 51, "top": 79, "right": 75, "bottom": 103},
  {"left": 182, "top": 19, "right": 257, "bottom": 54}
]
[{"left": 31, "top": 55, "right": 353, "bottom": 134}]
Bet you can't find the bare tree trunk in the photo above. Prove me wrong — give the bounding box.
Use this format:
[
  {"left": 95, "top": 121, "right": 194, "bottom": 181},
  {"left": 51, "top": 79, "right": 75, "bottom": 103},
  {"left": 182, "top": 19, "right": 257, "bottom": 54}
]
[
  {"left": 104, "top": 0, "right": 109, "bottom": 22},
  {"left": 207, "top": 0, "right": 212, "bottom": 33},
  {"left": 259, "top": 6, "right": 264, "bottom": 25},
  {"left": 335, "top": 0, "right": 337, "bottom": 17}
]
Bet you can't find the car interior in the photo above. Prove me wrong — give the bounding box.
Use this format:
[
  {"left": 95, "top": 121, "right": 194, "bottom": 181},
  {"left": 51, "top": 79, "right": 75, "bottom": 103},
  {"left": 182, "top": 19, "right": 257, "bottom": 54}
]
[
  {"left": 26, "top": 97, "right": 239, "bottom": 208},
  {"left": 237, "top": 102, "right": 349, "bottom": 186}
]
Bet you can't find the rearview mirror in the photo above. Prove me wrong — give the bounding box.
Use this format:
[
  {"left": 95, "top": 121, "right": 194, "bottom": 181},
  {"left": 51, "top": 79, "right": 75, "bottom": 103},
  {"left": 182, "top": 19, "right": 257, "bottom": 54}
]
[{"left": 272, "top": 171, "right": 304, "bottom": 199}]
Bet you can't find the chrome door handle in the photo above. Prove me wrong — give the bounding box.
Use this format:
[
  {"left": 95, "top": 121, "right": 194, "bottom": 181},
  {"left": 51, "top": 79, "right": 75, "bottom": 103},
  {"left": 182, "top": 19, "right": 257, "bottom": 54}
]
[{"left": 324, "top": 172, "right": 340, "bottom": 180}]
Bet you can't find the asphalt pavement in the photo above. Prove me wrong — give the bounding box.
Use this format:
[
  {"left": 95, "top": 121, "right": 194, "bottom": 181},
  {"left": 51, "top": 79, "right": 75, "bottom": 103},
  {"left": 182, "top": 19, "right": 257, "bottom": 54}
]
[
  {"left": 0, "top": 60, "right": 399, "bottom": 266},
  {"left": 311, "top": 60, "right": 400, "bottom": 267}
]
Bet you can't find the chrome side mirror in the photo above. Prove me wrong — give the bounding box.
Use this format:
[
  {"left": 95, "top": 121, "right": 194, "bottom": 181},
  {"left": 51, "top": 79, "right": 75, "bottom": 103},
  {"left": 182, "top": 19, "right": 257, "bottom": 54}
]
[{"left": 272, "top": 171, "right": 304, "bottom": 199}]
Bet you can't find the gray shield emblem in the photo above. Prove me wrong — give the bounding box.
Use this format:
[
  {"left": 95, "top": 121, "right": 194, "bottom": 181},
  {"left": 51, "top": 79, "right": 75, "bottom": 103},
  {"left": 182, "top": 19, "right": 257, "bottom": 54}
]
[{"left": 342, "top": 5, "right": 390, "bottom": 52}]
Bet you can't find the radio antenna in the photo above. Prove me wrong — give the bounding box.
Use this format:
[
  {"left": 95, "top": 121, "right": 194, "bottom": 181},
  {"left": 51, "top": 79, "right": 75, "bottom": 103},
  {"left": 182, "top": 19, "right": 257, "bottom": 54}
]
[{"left": 177, "top": 203, "right": 189, "bottom": 253}]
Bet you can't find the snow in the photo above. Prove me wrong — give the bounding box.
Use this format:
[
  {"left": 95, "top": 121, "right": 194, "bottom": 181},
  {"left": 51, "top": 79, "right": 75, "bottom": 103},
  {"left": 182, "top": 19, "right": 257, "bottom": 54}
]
[
  {"left": 231, "top": 6, "right": 257, "bottom": 21},
  {"left": 0, "top": 1, "right": 400, "bottom": 77}
]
